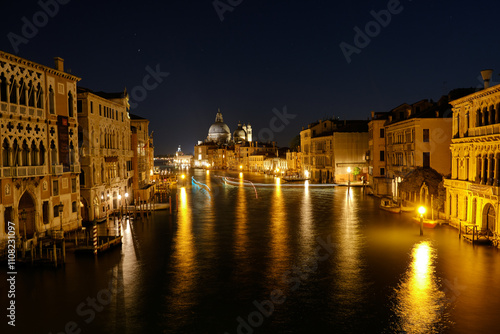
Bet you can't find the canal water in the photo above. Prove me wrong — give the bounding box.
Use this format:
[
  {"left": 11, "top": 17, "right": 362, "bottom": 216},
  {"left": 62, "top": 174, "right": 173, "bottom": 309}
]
[{"left": 3, "top": 169, "right": 500, "bottom": 334}]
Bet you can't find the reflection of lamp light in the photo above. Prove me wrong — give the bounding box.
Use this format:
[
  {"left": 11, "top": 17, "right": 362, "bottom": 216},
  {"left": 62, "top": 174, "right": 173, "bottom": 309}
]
[{"left": 418, "top": 206, "right": 426, "bottom": 236}]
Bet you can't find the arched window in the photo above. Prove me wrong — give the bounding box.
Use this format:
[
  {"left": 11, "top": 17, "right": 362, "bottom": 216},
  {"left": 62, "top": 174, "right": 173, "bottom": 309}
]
[
  {"left": 31, "top": 140, "right": 37, "bottom": 166},
  {"left": 19, "top": 78, "right": 27, "bottom": 106},
  {"left": 49, "top": 86, "right": 55, "bottom": 114},
  {"left": 0, "top": 73, "right": 8, "bottom": 102},
  {"left": 80, "top": 168, "right": 85, "bottom": 186},
  {"left": 28, "top": 81, "right": 35, "bottom": 107},
  {"left": 39, "top": 141, "right": 45, "bottom": 166},
  {"left": 2, "top": 139, "right": 10, "bottom": 167},
  {"left": 36, "top": 84, "right": 43, "bottom": 109},
  {"left": 69, "top": 141, "right": 75, "bottom": 165},
  {"left": 9, "top": 77, "right": 18, "bottom": 104},
  {"left": 12, "top": 139, "right": 19, "bottom": 166},
  {"left": 21, "top": 140, "right": 29, "bottom": 166},
  {"left": 50, "top": 140, "right": 57, "bottom": 165}
]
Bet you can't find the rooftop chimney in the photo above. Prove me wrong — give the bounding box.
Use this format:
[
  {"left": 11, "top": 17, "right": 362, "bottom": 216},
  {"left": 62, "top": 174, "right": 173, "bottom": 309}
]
[
  {"left": 480, "top": 69, "right": 493, "bottom": 89},
  {"left": 54, "top": 57, "right": 64, "bottom": 72}
]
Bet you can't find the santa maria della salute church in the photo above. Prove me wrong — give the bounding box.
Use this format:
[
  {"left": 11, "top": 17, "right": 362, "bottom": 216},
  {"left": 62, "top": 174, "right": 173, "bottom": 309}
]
[
  {"left": 205, "top": 109, "right": 252, "bottom": 144},
  {"left": 194, "top": 109, "right": 285, "bottom": 171}
]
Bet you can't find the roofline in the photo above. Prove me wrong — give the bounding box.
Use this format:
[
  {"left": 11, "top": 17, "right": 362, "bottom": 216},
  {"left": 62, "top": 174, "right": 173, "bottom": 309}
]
[
  {"left": 0, "top": 50, "right": 81, "bottom": 82},
  {"left": 450, "top": 84, "right": 500, "bottom": 106}
]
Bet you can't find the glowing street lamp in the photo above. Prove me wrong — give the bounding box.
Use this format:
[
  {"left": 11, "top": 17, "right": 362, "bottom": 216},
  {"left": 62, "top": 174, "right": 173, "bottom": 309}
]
[
  {"left": 418, "top": 206, "right": 426, "bottom": 236},
  {"left": 239, "top": 165, "right": 243, "bottom": 170}
]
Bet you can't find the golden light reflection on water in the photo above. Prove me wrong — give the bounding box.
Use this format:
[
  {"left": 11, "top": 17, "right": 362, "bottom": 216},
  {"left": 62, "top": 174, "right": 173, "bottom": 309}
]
[
  {"left": 299, "top": 185, "right": 314, "bottom": 260},
  {"left": 393, "top": 241, "right": 447, "bottom": 334},
  {"left": 269, "top": 184, "right": 288, "bottom": 286},
  {"left": 334, "top": 188, "right": 363, "bottom": 308},
  {"left": 234, "top": 183, "right": 248, "bottom": 260},
  {"left": 170, "top": 187, "right": 197, "bottom": 312}
]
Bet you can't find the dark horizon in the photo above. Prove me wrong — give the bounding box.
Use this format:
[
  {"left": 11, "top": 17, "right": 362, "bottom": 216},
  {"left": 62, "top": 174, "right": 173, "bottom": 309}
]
[{"left": 2, "top": 0, "right": 500, "bottom": 154}]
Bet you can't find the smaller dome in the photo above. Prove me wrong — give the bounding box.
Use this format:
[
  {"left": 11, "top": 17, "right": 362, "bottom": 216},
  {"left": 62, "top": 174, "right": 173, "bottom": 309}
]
[{"left": 233, "top": 122, "right": 246, "bottom": 143}]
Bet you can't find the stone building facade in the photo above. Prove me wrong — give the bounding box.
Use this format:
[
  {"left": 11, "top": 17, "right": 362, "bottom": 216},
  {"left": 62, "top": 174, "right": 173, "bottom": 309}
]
[
  {"left": 444, "top": 76, "right": 500, "bottom": 238},
  {"left": 0, "top": 51, "right": 81, "bottom": 246},
  {"left": 300, "top": 119, "right": 369, "bottom": 183},
  {"left": 77, "top": 87, "right": 133, "bottom": 223}
]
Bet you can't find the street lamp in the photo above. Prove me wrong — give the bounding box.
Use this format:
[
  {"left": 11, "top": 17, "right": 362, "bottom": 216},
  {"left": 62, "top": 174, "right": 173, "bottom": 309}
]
[{"left": 418, "top": 206, "right": 426, "bottom": 236}]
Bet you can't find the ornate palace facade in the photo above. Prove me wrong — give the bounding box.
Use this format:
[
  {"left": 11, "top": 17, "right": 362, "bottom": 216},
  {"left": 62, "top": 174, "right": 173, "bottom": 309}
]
[
  {"left": 0, "top": 51, "right": 81, "bottom": 246},
  {"left": 445, "top": 74, "right": 500, "bottom": 238}
]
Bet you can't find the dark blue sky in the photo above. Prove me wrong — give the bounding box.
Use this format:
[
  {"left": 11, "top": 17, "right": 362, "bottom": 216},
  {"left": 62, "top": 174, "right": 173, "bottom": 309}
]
[{"left": 2, "top": 0, "right": 500, "bottom": 154}]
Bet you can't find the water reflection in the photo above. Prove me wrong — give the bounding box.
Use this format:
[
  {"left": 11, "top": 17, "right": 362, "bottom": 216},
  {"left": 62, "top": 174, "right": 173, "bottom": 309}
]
[
  {"left": 234, "top": 183, "right": 248, "bottom": 261},
  {"left": 269, "top": 185, "right": 288, "bottom": 287},
  {"left": 299, "top": 185, "right": 314, "bottom": 262},
  {"left": 393, "top": 241, "right": 448, "bottom": 334},
  {"left": 169, "top": 187, "right": 197, "bottom": 314},
  {"left": 334, "top": 188, "right": 365, "bottom": 313}
]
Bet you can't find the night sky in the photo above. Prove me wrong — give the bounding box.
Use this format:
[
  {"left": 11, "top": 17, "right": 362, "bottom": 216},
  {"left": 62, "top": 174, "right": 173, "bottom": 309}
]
[{"left": 2, "top": 0, "right": 500, "bottom": 154}]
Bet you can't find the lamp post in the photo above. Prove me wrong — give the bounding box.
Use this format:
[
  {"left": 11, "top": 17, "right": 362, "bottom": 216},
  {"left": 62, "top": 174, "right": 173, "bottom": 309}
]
[{"left": 418, "top": 206, "right": 426, "bottom": 236}]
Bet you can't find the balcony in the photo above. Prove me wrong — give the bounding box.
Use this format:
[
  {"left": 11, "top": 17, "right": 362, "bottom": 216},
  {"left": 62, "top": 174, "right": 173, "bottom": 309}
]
[
  {"left": 468, "top": 124, "right": 500, "bottom": 138},
  {"left": 127, "top": 170, "right": 134, "bottom": 178},
  {"left": 70, "top": 164, "right": 81, "bottom": 173},
  {"left": 52, "top": 165, "right": 64, "bottom": 175},
  {"left": 1, "top": 166, "right": 46, "bottom": 178},
  {"left": 0, "top": 102, "right": 44, "bottom": 118}
]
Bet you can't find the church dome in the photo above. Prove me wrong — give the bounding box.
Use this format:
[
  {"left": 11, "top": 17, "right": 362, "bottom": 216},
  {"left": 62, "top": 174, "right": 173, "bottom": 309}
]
[
  {"left": 233, "top": 122, "right": 246, "bottom": 143},
  {"left": 207, "top": 110, "right": 231, "bottom": 143}
]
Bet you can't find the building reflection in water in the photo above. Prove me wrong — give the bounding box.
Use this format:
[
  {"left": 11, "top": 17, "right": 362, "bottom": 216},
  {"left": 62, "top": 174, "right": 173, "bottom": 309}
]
[
  {"left": 169, "top": 187, "right": 197, "bottom": 313},
  {"left": 393, "top": 241, "right": 449, "bottom": 334}
]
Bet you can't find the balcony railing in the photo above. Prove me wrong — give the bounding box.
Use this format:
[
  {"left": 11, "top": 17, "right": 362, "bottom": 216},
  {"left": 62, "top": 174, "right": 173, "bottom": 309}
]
[
  {"left": 52, "top": 165, "right": 64, "bottom": 175},
  {"left": 468, "top": 124, "right": 500, "bottom": 137},
  {"left": 0, "top": 102, "right": 44, "bottom": 118},
  {"left": 70, "top": 164, "right": 81, "bottom": 173},
  {"left": 1, "top": 166, "right": 46, "bottom": 177}
]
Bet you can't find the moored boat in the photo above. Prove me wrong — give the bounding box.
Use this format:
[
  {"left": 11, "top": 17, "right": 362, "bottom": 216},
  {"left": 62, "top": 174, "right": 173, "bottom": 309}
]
[{"left": 379, "top": 198, "right": 401, "bottom": 213}]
